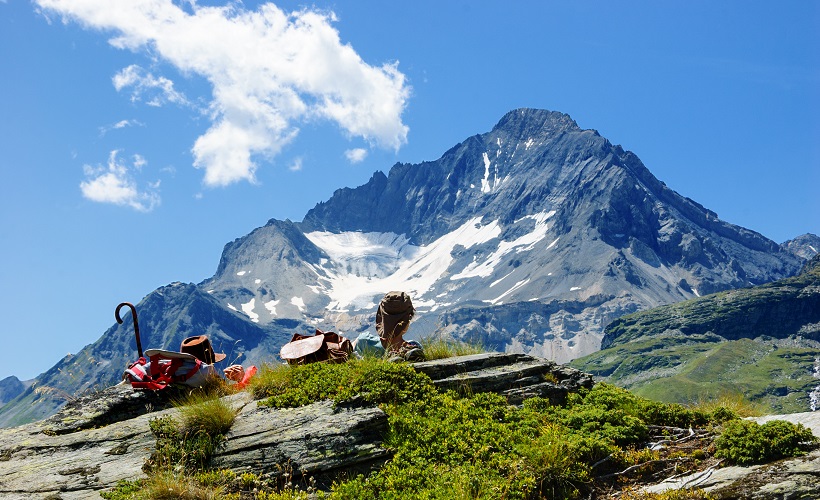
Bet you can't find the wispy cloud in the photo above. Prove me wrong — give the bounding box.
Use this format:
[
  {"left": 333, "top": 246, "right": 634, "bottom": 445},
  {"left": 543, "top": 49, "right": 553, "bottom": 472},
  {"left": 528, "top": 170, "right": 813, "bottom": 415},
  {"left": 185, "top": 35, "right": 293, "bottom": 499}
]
[
  {"left": 345, "top": 148, "right": 368, "bottom": 164},
  {"left": 288, "top": 157, "right": 303, "bottom": 172},
  {"left": 80, "top": 150, "right": 160, "bottom": 212},
  {"left": 113, "top": 65, "right": 188, "bottom": 107},
  {"left": 37, "top": 1, "right": 411, "bottom": 188},
  {"left": 99, "top": 118, "right": 144, "bottom": 136}
]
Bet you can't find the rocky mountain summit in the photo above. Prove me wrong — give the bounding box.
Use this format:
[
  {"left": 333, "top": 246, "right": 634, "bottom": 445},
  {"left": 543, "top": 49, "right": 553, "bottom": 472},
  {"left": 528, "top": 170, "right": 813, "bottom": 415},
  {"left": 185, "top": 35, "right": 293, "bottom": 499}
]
[
  {"left": 0, "top": 376, "right": 26, "bottom": 407},
  {"left": 1, "top": 108, "right": 814, "bottom": 427}
]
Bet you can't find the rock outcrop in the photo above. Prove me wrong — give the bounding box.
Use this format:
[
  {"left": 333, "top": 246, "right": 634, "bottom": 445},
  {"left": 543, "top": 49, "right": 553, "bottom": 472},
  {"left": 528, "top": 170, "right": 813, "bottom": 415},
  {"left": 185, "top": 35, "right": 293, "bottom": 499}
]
[
  {"left": 1, "top": 353, "right": 817, "bottom": 499},
  {"left": 0, "top": 353, "right": 592, "bottom": 499}
]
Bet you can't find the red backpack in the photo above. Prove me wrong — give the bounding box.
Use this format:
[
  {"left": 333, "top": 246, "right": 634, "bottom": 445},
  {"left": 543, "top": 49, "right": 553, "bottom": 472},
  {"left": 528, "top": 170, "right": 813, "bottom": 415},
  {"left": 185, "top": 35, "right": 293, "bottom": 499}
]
[{"left": 123, "top": 349, "right": 203, "bottom": 390}]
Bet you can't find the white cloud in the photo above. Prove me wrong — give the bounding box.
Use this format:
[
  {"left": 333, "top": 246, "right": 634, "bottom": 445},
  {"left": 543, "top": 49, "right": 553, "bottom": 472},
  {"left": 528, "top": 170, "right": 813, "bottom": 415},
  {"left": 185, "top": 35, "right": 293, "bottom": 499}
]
[
  {"left": 37, "top": 1, "right": 411, "bottom": 188},
  {"left": 345, "top": 148, "right": 368, "bottom": 164},
  {"left": 112, "top": 64, "right": 188, "bottom": 107},
  {"left": 288, "top": 157, "right": 303, "bottom": 172},
  {"left": 99, "top": 118, "right": 144, "bottom": 136},
  {"left": 80, "top": 150, "right": 160, "bottom": 212}
]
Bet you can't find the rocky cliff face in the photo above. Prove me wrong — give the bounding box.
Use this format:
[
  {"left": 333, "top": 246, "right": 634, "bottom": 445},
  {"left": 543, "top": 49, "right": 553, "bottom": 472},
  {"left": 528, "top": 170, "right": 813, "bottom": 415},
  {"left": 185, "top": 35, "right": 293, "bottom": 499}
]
[{"left": 2, "top": 108, "right": 814, "bottom": 426}]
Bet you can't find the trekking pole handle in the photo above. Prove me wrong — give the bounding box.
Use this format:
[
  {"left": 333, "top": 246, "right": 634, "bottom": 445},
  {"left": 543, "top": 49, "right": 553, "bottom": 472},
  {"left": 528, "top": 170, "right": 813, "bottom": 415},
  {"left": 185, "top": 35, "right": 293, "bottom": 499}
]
[{"left": 116, "top": 302, "right": 143, "bottom": 359}]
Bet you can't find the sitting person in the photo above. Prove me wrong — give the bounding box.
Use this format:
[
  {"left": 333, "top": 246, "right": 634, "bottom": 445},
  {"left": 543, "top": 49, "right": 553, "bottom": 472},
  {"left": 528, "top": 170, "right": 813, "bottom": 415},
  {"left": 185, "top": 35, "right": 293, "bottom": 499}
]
[
  {"left": 375, "top": 291, "right": 425, "bottom": 361},
  {"left": 180, "top": 335, "right": 247, "bottom": 383}
]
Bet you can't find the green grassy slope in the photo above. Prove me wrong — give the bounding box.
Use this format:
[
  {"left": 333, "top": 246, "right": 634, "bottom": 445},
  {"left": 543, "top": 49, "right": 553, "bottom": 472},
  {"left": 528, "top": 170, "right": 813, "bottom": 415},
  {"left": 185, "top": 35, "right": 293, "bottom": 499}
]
[{"left": 572, "top": 256, "right": 820, "bottom": 414}]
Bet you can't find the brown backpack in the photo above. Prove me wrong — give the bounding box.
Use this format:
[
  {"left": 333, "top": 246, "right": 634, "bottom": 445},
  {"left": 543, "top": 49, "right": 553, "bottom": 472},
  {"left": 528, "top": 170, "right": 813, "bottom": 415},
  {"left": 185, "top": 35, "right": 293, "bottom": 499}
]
[{"left": 280, "top": 329, "right": 354, "bottom": 365}]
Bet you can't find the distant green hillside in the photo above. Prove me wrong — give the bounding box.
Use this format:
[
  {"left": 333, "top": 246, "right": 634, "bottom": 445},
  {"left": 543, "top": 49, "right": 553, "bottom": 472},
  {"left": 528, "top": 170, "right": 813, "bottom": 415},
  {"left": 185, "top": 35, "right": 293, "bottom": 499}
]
[{"left": 572, "top": 256, "right": 820, "bottom": 413}]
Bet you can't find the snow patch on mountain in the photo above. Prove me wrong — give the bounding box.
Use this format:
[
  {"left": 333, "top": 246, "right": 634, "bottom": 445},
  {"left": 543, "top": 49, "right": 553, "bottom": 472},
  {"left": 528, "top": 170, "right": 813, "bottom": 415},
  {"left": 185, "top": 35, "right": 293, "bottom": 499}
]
[
  {"left": 481, "top": 153, "right": 493, "bottom": 193},
  {"left": 452, "top": 211, "right": 555, "bottom": 280},
  {"left": 264, "top": 299, "right": 279, "bottom": 316},
  {"left": 241, "top": 298, "right": 259, "bottom": 323},
  {"left": 305, "top": 216, "right": 502, "bottom": 311},
  {"left": 485, "top": 278, "right": 530, "bottom": 305},
  {"left": 305, "top": 231, "right": 414, "bottom": 278},
  {"left": 302, "top": 210, "right": 560, "bottom": 313},
  {"left": 291, "top": 297, "right": 306, "bottom": 312}
]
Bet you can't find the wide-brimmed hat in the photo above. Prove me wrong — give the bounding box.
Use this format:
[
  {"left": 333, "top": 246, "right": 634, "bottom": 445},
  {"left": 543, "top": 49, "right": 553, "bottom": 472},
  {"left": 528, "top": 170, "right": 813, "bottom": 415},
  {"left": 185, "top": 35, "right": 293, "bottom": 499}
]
[
  {"left": 375, "top": 291, "right": 415, "bottom": 341},
  {"left": 180, "top": 335, "right": 226, "bottom": 364}
]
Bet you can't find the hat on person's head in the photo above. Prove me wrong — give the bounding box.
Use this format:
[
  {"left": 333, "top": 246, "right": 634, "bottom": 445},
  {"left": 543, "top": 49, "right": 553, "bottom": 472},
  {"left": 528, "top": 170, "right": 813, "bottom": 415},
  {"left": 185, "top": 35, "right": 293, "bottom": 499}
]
[
  {"left": 180, "top": 335, "right": 226, "bottom": 364},
  {"left": 376, "top": 291, "right": 415, "bottom": 341}
]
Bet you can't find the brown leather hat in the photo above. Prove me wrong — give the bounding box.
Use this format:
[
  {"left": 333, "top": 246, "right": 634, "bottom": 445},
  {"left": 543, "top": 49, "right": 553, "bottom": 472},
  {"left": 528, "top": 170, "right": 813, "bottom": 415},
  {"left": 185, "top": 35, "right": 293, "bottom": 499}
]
[
  {"left": 375, "top": 291, "right": 415, "bottom": 341},
  {"left": 180, "top": 335, "right": 226, "bottom": 364}
]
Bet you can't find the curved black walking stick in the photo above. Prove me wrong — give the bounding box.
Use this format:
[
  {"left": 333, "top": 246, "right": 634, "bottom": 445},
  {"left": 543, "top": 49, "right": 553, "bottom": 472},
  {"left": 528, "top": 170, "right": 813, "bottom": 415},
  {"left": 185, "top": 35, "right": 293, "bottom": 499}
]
[{"left": 116, "top": 302, "right": 143, "bottom": 358}]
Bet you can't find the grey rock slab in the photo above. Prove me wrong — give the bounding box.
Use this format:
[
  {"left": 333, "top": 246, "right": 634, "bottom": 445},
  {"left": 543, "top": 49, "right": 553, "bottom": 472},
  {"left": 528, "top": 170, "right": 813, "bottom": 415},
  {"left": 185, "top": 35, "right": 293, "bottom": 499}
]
[
  {"left": 413, "top": 352, "right": 593, "bottom": 404},
  {"left": 211, "top": 399, "right": 390, "bottom": 488},
  {"left": 0, "top": 407, "right": 169, "bottom": 499}
]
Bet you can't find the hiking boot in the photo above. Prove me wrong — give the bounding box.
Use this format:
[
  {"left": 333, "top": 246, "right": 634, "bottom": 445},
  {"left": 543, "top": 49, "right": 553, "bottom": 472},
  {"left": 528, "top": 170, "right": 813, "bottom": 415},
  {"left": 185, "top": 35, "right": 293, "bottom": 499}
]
[{"left": 403, "top": 348, "right": 425, "bottom": 362}]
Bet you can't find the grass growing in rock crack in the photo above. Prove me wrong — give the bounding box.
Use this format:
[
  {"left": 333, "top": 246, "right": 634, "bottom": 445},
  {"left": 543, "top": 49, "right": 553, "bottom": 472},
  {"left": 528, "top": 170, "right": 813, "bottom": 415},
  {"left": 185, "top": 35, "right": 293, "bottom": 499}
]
[
  {"left": 142, "top": 391, "right": 237, "bottom": 474},
  {"left": 419, "top": 335, "right": 485, "bottom": 360}
]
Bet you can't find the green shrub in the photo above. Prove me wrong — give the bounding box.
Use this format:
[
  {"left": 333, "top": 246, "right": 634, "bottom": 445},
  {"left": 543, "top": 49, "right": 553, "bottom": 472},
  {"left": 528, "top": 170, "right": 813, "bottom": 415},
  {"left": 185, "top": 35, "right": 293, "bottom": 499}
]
[
  {"left": 637, "top": 400, "right": 711, "bottom": 428},
  {"left": 100, "top": 479, "right": 145, "bottom": 500},
  {"left": 715, "top": 419, "right": 818, "bottom": 465},
  {"left": 255, "top": 358, "right": 436, "bottom": 408}
]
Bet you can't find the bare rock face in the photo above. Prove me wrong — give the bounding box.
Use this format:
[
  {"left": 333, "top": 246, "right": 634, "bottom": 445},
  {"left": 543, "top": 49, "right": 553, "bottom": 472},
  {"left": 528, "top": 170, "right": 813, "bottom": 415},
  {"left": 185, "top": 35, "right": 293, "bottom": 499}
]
[{"left": 211, "top": 399, "right": 390, "bottom": 488}]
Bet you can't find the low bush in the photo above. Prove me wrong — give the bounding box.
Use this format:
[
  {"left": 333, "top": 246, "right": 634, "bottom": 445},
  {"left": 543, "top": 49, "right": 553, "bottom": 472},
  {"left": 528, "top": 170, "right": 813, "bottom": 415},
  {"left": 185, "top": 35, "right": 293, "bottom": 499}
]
[
  {"left": 715, "top": 419, "right": 818, "bottom": 465},
  {"left": 253, "top": 357, "right": 436, "bottom": 408},
  {"left": 143, "top": 394, "right": 237, "bottom": 473}
]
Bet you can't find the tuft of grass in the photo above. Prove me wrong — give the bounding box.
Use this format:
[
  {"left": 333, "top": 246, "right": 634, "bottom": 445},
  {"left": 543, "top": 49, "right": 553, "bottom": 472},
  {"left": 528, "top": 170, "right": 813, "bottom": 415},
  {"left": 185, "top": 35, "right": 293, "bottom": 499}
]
[
  {"left": 143, "top": 395, "right": 237, "bottom": 474},
  {"left": 419, "top": 336, "right": 484, "bottom": 360},
  {"left": 140, "top": 471, "right": 227, "bottom": 499},
  {"left": 690, "top": 392, "right": 764, "bottom": 418},
  {"left": 101, "top": 472, "right": 229, "bottom": 500},
  {"left": 618, "top": 487, "right": 716, "bottom": 499},
  {"left": 175, "top": 393, "right": 237, "bottom": 438}
]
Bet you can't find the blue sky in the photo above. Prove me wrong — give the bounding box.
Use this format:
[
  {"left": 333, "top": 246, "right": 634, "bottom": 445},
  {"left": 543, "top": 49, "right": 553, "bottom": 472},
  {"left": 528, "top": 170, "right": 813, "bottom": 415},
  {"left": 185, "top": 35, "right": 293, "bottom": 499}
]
[{"left": 1, "top": 0, "right": 818, "bottom": 382}]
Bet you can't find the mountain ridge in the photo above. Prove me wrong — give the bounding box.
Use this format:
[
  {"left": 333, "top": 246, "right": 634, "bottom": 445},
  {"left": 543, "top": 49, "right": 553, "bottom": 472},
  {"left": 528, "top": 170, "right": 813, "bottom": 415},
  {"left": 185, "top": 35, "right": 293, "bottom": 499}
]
[{"left": 572, "top": 255, "right": 820, "bottom": 412}]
